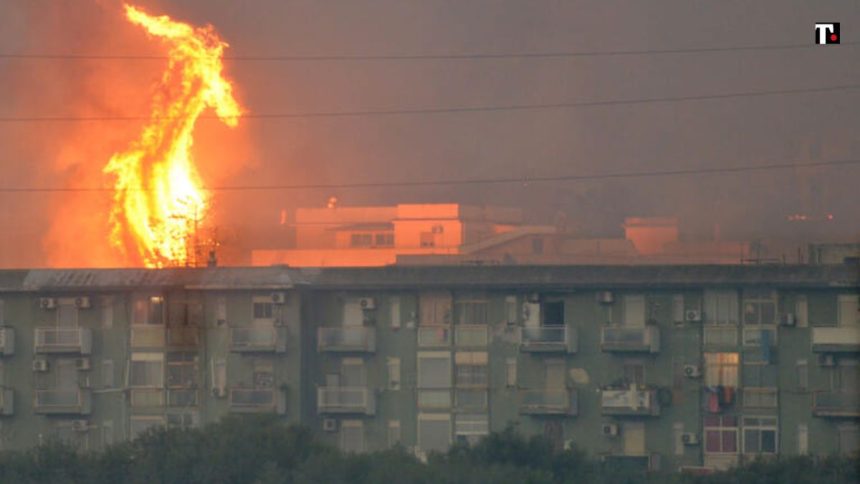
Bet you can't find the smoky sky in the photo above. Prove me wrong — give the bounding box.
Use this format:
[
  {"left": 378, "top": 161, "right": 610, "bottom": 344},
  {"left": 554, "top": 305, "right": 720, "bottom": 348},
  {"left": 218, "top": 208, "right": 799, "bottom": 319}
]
[{"left": 0, "top": 0, "right": 858, "bottom": 268}]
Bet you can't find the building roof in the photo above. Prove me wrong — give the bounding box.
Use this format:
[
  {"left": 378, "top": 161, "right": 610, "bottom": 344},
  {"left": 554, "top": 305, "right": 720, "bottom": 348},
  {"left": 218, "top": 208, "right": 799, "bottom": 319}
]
[{"left": 0, "top": 264, "right": 856, "bottom": 292}]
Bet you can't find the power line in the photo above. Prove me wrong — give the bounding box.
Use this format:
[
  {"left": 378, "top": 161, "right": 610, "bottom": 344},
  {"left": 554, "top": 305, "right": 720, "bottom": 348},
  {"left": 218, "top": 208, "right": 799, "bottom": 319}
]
[
  {"left": 0, "top": 159, "right": 856, "bottom": 194},
  {"left": 1, "top": 83, "right": 858, "bottom": 123},
  {"left": 1, "top": 41, "right": 856, "bottom": 62}
]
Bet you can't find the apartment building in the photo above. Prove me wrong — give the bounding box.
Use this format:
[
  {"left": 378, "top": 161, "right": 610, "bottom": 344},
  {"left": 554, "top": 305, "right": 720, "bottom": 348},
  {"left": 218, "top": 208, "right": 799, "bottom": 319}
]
[{"left": 0, "top": 265, "right": 856, "bottom": 472}]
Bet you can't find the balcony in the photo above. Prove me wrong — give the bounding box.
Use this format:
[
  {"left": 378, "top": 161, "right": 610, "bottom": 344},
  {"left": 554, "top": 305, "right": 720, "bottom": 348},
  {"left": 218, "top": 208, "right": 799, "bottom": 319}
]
[
  {"left": 231, "top": 326, "right": 287, "bottom": 353},
  {"left": 813, "top": 391, "right": 860, "bottom": 417},
  {"left": 130, "top": 389, "right": 164, "bottom": 408},
  {"left": 0, "top": 327, "right": 14, "bottom": 356},
  {"left": 812, "top": 327, "right": 860, "bottom": 353},
  {"left": 418, "top": 325, "right": 451, "bottom": 347},
  {"left": 601, "top": 387, "right": 660, "bottom": 416},
  {"left": 167, "top": 326, "right": 199, "bottom": 347},
  {"left": 317, "top": 327, "right": 376, "bottom": 353},
  {"left": 519, "top": 389, "right": 578, "bottom": 416},
  {"left": 600, "top": 326, "right": 660, "bottom": 353},
  {"left": 131, "top": 326, "right": 165, "bottom": 348},
  {"left": 317, "top": 387, "right": 375, "bottom": 415},
  {"left": 0, "top": 389, "right": 13, "bottom": 416},
  {"left": 34, "top": 328, "right": 92, "bottom": 355},
  {"left": 34, "top": 388, "right": 92, "bottom": 415},
  {"left": 520, "top": 326, "right": 577, "bottom": 353},
  {"left": 229, "top": 388, "right": 285, "bottom": 414},
  {"left": 455, "top": 325, "right": 489, "bottom": 347}
]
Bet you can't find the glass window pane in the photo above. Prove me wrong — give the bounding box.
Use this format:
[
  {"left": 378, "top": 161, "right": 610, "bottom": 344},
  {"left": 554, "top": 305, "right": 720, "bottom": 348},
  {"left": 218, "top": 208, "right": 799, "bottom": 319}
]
[
  {"left": 705, "top": 430, "right": 720, "bottom": 452},
  {"left": 762, "top": 430, "right": 776, "bottom": 453},
  {"left": 723, "top": 430, "right": 737, "bottom": 452}
]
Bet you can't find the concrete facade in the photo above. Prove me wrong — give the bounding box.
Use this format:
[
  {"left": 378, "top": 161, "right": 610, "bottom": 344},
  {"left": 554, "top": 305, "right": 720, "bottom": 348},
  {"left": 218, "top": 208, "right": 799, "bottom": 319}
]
[{"left": 0, "top": 265, "right": 856, "bottom": 472}]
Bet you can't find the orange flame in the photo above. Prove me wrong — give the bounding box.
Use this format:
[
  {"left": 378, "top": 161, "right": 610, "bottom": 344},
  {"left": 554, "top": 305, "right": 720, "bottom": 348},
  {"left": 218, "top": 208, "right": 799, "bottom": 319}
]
[{"left": 104, "top": 4, "right": 242, "bottom": 267}]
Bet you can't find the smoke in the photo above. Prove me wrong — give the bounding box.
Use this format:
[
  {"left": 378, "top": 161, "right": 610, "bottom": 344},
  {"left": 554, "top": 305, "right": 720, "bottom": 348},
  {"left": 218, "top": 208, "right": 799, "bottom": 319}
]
[{"left": 0, "top": 0, "right": 858, "bottom": 268}]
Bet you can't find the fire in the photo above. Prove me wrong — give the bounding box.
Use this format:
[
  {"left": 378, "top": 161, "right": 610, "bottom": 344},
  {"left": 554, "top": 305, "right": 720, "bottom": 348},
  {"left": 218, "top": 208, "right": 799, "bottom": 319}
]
[{"left": 104, "top": 4, "right": 242, "bottom": 267}]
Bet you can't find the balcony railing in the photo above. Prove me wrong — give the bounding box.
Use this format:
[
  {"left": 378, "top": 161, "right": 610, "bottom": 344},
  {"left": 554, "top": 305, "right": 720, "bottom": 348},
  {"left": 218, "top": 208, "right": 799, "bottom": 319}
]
[
  {"left": 0, "top": 327, "right": 14, "bottom": 356},
  {"left": 455, "top": 325, "right": 489, "bottom": 347},
  {"left": 317, "top": 386, "right": 375, "bottom": 415},
  {"left": 601, "top": 387, "right": 660, "bottom": 416},
  {"left": 317, "top": 327, "right": 376, "bottom": 353},
  {"left": 167, "top": 326, "right": 199, "bottom": 347},
  {"left": 130, "top": 326, "right": 165, "bottom": 348},
  {"left": 231, "top": 327, "right": 287, "bottom": 353},
  {"left": 0, "top": 389, "right": 13, "bottom": 416},
  {"left": 813, "top": 391, "right": 860, "bottom": 417},
  {"left": 600, "top": 326, "right": 660, "bottom": 353},
  {"left": 130, "top": 388, "right": 164, "bottom": 408},
  {"left": 34, "top": 328, "right": 92, "bottom": 355},
  {"left": 520, "top": 389, "right": 578, "bottom": 415},
  {"left": 229, "top": 388, "right": 284, "bottom": 414},
  {"left": 520, "top": 326, "right": 577, "bottom": 353},
  {"left": 34, "top": 388, "right": 92, "bottom": 415},
  {"left": 812, "top": 327, "right": 860, "bottom": 353},
  {"left": 418, "top": 325, "right": 452, "bottom": 347}
]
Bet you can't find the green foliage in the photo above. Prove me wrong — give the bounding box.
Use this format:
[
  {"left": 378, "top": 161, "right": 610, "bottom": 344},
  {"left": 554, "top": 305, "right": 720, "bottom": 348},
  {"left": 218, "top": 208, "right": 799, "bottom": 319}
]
[{"left": 0, "top": 418, "right": 855, "bottom": 484}]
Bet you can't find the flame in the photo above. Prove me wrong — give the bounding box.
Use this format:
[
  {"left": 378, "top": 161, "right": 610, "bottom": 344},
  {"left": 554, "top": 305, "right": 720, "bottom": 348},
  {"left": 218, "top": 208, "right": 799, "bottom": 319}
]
[{"left": 104, "top": 4, "right": 242, "bottom": 267}]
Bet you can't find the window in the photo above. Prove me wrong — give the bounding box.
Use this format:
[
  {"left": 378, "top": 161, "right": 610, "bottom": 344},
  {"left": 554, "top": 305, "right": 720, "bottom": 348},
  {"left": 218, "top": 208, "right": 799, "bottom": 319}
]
[
  {"left": 704, "top": 353, "right": 739, "bottom": 387},
  {"left": 216, "top": 296, "right": 227, "bottom": 325},
  {"left": 374, "top": 233, "right": 394, "bottom": 247},
  {"left": 838, "top": 294, "right": 859, "bottom": 327},
  {"left": 796, "top": 360, "right": 808, "bottom": 391},
  {"left": 340, "top": 420, "right": 365, "bottom": 453},
  {"left": 543, "top": 301, "right": 565, "bottom": 326},
  {"left": 129, "top": 353, "right": 163, "bottom": 388},
  {"left": 388, "top": 420, "right": 401, "bottom": 447},
  {"left": 102, "top": 360, "right": 114, "bottom": 389},
  {"left": 506, "top": 358, "right": 517, "bottom": 387},
  {"left": 672, "top": 295, "right": 685, "bottom": 324},
  {"left": 419, "top": 292, "right": 452, "bottom": 326},
  {"left": 254, "top": 360, "right": 275, "bottom": 388},
  {"left": 211, "top": 358, "right": 226, "bottom": 394},
  {"left": 795, "top": 295, "right": 809, "bottom": 327},
  {"left": 387, "top": 357, "right": 401, "bottom": 390},
  {"left": 101, "top": 297, "right": 113, "bottom": 329},
  {"left": 57, "top": 302, "right": 78, "bottom": 327},
  {"left": 623, "top": 295, "right": 645, "bottom": 327},
  {"left": 705, "top": 415, "right": 738, "bottom": 454},
  {"left": 455, "top": 352, "right": 488, "bottom": 388},
  {"left": 704, "top": 326, "right": 738, "bottom": 346},
  {"left": 704, "top": 290, "right": 739, "bottom": 325},
  {"left": 133, "top": 296, "right": 165, "bottom": 326},
  {"left": 797, "top": 423, "right": 808, "bottom": 455},
  {"left": 455, "top": 301, "right": 489, "bottom": 325},
  {"left": 742, "top": 416, "right": 777, "bottom": 454},
  {"left": 743, "top": 290, "right": 777, "bottom": 325},
  {"left": 455, "top": 413, "right": 489, "bottom": 443},
  {"left": 166, "top": 412, "right": 197, "bottom": 429},
  {"left": 252, "top": 296, "right": 273, "bottom": 320},
  {"left": 166, "top": 353, "right": 197, "bottom": 388},
  {"left": 418, "top": 413, "right": 451, "bottom": 453},
  {"left": 390, "top": 297, "right": 401, "bottom": 329},
  {"left": 838, "top": 424, "right": 860, "bottom": 456},
  {"left": 418, "top": 352, "right": 451, "bottom": 409},
  {"left": 504, "top": 296, "right": 518, "bottom": 324},
  {"left": 742, "top": 328, "right": 777, "bottom": 347},
  {"left": 350, "top": 233, "right": 373, "bottom": 247}
]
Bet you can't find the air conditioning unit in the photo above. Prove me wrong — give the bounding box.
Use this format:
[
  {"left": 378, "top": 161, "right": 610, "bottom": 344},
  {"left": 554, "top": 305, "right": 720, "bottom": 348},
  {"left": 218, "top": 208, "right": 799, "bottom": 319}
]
[
  {"left": 683, "top": 365, "right": 702, "bottom": 378},
  {"left": 681, "top": 433, "right": 700, "bottom": 445},
  {"left": 819, "top": 354, "right": 837, "bottom": 367},
  {"left": 601, "top": 423, "right": 619, "bottom": 437},
  {"left": 359, "top": 298, "right": 376, "bottom": 310},
  {"left": 75, "top": 297, "right": 91, "bottom": 309},
  {"left": 322, "top": 418, "right": 338, "bottom": 432},
  {"left": 597, "top": 291, "right": 614, "bottom": 304},
  {"left": 75, "top": 357, "right": 91, "bottom": 371},
  {"left": 33, "top": 358, "right": 49, "bottom": 372},
  {"left": 781, "top": 313, "right": 797, "bottom": 327},
  {"left": 211, "top": 387, "right": 227, "bottom": 398},
  {"left": 71, "top": 420, "right": 89, "bottom": 432},
  {"left": 684, "top": 309, "right": 702, "bottom": 323},
  {"left": 40, "top": 298, "right": 57, "bottom": 310},
  {"left": 271, "top": 292, "right": 287, "bottom": 305}
]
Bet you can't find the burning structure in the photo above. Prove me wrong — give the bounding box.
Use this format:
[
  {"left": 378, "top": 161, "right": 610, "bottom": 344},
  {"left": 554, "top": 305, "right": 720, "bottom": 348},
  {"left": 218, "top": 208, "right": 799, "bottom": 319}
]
[{"left": 104, "top": 4, "right": 242, "bottom": 268}]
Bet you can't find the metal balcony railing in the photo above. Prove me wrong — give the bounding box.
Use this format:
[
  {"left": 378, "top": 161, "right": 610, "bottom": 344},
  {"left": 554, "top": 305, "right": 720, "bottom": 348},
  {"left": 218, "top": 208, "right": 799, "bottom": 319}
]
[
  {"left": 418, "top": 326, "right": 451, "bottom": 347},
  {"left": 34, "top": 328, "right": 92, "bottom": 355},
  {"left": 231, "top": 327, "right": 286, "bottom": 353},
  {"left": 34, "top": 388, "right": 92, "bottom": 415},
  {"left": 455, "top": 325, "right": 489, "bottom": 347},
  {"left": 317, "top": 387, "right": 375, "bottom": 415},
  {"left": 813, "top": 391, "right": 860, "bottom": 417},
  {"left": 130, "top": 326, "right": 165, "bottom": 348},
  {"left": 519, "top": 389, "right": 577, "bottom": 415},
  {"left": 600, "top": 326, "right": 660, "bottom": 353},
  {"left": 520, "top": 326, "right": 577, "bottom": 353},
  {"left": 812, "top": 327, "right": 860, "bottom": 353},
  {"left": 601, "top": 387, "right": 660, "bottom": 416},
  {"left": 229, "top": 388, "right": 283, "bottom": 414},
  {"left": 317, "top": 327, "right": 376, "bottom": 352}
]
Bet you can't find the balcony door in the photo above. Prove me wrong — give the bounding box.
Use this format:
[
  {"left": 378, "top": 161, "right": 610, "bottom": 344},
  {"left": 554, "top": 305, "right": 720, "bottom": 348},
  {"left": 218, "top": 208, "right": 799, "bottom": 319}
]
[
  {"left": 623, "top": 295, "right": 645, "bottom": 328},
  {"left": 341, "top": 358, "right": 367, "bottom": 387},
  {"left": 623, "top": 422, "right": 645, "bottom": 456},
  {"left": 545, "top": 360, "right": 565, "bottom": 390}
]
